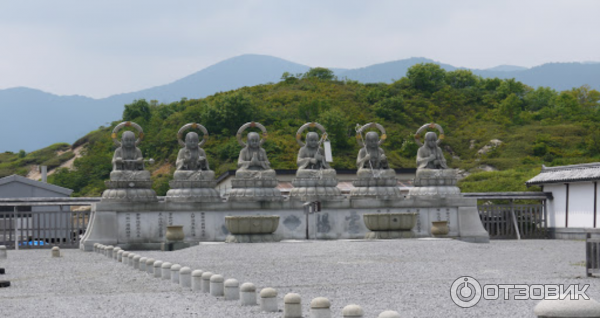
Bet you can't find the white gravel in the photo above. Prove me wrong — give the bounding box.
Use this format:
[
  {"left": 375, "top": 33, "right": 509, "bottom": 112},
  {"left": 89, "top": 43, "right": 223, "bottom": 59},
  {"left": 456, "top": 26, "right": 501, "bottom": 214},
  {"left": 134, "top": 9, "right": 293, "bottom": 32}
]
[{"left": 0, "top": 239, "right": 595, "bottom": 318}]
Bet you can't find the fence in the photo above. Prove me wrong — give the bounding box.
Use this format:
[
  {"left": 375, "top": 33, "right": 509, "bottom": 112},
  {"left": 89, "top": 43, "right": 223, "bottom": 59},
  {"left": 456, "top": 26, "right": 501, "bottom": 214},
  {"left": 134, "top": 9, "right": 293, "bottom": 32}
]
[
  {"left": 587, "top": 230, "right": 600, "bottom": 277},
  {"left": 0, "top": 197, "right": 98, "bottom": 249}
]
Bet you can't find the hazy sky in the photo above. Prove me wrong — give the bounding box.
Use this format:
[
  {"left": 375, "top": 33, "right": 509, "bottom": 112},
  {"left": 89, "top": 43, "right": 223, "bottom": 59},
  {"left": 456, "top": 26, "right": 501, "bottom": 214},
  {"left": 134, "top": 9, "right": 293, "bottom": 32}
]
[{"left": 1, "top": 0, "right": 599, "bottom": 98}]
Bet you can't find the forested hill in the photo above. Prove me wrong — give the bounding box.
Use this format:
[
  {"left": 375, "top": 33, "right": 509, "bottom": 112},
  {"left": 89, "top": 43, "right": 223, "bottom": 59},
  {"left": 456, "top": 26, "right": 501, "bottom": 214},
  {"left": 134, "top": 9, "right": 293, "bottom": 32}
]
[{"left": 16, "top": 63, "right": 600, "bottom": 196}]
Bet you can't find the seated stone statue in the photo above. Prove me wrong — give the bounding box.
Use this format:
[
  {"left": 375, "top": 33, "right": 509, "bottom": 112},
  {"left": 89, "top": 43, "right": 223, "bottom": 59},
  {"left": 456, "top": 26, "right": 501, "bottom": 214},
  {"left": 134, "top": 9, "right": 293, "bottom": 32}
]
[
  {"left": 356, "top": 131, "right": 396, "bottom": 179},
  {"left": 296, "top": 132, "right": 336, "bottom": 179},
  {"left": 110, "top": 131, "right": 151, "bottom": 181},
  {"left": 416, "top": 132, "right": 448, "bottom": 170},
  {"left": 173, "top": 132, "right": 215, "bottom": 181},
  {"left": 235, "top": 132, "right": 276, "bottom": 179}
]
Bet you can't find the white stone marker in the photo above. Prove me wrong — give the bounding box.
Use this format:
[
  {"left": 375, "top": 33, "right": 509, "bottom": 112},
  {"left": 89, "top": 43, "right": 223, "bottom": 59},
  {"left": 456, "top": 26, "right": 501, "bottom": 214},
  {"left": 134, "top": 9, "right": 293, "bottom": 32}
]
[
  {"left": 180, "top": 267, "right": 192, "bottom": 289},
  {"left": 153, "top": 261, "right": 163, "bottom": 278},
  {"left": 129, "top": 254, "right": 136, "bottom": 267},
  {"left": 171, "top": 264, "right": 182, "bottom": 284},
  {"left": 146, "top": 258, "right": 155, "bottom": 274},
  {"left": 260, "top": 287, "right": 278, "bottom": 312},
  {"left": 534, "top": 298, "right": 600, "bottom": 317},
  {"left": 93, "top": 243, "right": 99, "bottom": 253},
  {"left": 122, "top": 252, "right": 130, "bottom": 265},
  {"left": 201, "top": 272, "right": 214, "bottom": 293},
  {"left": 133, "top": 255, "right": 141, "bottom": 269},
  {"left": 378, "top": 311, "right": 401, "bottom": 318},
  {"left": 191, "top": 270, "right": 204, "bottom": 291},
  {"left": 51, "top": 246, "right": 60, "bottom": 258},
  {"left": 106, "top": 246, "right": 114, "bottom": 258},
  {"left": 0, "top": 245, "right": 7, "bottom": 259},
  {"left": 117, "top": 250, "right": 124, "bottom": 262},
  {"left": 310, "top": 297, "right": 331, "bottom": 318},
  {"left": 342, "top": 304, "right": 364, "bottom": 318},
  {"left": 284, "top": 293, "right": 302, "bottom": 318},
  {"left": 113, "top": 247, "right": 121, "bottom": 260},
  {"left": 210, "top": 274, "right": 225, "bottom": 297},
  {"left": 139, "top": 257, "right": 147, "bottom": 271},
  {"left": 224, "top": 279, "right": 239, "bottom": 300},
  {"left": 161, "top": 262, "right": 172, "bottom": 280},
  {"left": 240, "top": 282, "right": 257, "bottom": 306}
]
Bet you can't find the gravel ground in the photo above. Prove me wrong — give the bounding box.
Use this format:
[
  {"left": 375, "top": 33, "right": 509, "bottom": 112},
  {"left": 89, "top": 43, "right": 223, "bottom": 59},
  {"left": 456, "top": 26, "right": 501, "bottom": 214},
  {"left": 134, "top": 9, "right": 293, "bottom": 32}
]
[{"left": 0, "top": 239, "right": 596, "bottom": 318}]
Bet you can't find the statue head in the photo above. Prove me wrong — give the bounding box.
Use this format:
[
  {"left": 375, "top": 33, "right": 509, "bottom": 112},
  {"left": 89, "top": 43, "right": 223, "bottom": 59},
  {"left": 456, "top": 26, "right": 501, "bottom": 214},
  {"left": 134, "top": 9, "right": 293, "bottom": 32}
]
[
  {"left": 425, "top": 132, "right": 438, "bottom": 149},
  {"left": 185, "top": 132, "right": 199, "bottom": 149},
  {"left": 122, "top": 131, "right": 136, "bottom": 149},
  {"left": 306, "top": 132, "right": 319, "bottom": 149},
  {"left": 365, "top": 131, "right": 379, "bottom": 149},
  {"left": 247, "top": 132, "right": 260, "bottom": 149}
]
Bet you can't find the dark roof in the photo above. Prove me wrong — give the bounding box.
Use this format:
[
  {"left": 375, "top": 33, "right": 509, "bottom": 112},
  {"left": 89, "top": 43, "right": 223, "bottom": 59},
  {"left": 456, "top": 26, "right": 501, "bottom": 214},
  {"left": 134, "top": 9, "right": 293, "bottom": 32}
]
[
  {"left": 526, "top": 163, "right": 600, "bottom": 186},
  {"left": 0, "top": 175, "right": 73, "bottom": 196}
]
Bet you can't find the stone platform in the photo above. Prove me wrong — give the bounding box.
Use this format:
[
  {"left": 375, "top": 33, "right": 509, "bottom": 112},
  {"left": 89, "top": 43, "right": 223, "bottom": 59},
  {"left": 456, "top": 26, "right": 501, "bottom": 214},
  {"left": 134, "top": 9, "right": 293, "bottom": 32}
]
[{"left": 80, "top": 196, "right": 489, "bottom": 251}]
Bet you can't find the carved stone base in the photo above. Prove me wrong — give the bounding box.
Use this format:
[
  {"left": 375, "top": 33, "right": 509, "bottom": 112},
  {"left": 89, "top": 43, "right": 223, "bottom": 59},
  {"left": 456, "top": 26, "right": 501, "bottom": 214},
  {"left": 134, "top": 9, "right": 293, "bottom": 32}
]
[
  {"left": 225, "top": 234, "right": 281, "bottom": 243},
  {"left": 292, "top": 177, "right": 338, "bottom": 188},
  {"left": 231, "top": 178, "right": 278, "bottom": 188},
  {"left": 408, "top": 186, "right": 461, "bottom": 197},
  {"left": 101, "top": 188, "right": 158, "bottom": 202},
  {"left": 349, "top": 186, "right": 402, "bottom": 200},
  {"left": 226, "top": 188, "right": 284, "bottom": 202},
  {"left": 365, "top": 230, "right": 415, "bottom": 239},
  {"left": 414, "top": 169, "right": 458, "bottom": 187},
  {"left": 289, "top": 186, "right": 344, "bottom": 201},
  {"left": 165, "top": 188, "right": 222, "bottom": 202}
]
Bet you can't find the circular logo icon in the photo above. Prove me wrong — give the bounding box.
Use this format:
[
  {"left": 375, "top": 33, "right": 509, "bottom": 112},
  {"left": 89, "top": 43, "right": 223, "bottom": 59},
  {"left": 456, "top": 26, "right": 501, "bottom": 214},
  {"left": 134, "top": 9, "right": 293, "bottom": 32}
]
[{"left": 450, "top": 276, "right": 482, "bottom": 308}]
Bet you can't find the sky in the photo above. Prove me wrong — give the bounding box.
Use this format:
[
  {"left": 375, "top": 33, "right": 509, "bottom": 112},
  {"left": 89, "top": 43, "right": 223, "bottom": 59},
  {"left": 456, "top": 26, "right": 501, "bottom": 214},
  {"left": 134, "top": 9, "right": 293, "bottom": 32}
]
[{"left": 1, "top": 0, "right": 599, "bottom": 99}]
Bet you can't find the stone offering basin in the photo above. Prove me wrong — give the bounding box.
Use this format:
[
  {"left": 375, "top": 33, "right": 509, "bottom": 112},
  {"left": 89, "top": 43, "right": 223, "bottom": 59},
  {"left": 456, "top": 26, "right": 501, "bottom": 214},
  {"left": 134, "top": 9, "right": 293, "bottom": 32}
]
[
  {"left": 225, "top": 216, "right": 280, "bottom": 235},
  {"left": 363, "top": 213, "right": 418, "bottom": 231}
]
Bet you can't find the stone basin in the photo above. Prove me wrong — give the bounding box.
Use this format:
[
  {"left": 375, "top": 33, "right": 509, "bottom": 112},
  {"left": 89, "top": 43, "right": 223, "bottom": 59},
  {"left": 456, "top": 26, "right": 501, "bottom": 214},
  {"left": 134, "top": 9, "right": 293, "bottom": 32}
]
[
  {"left": 225, "top": 216, "right": 280, "bottom": 235},
  {"left": 363, "top": 213, "right": 418, "bottom": 231}
]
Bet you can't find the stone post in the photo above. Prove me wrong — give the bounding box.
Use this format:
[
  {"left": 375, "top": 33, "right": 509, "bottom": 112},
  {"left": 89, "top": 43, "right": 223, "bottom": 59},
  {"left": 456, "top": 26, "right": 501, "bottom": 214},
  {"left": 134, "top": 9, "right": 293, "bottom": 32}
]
[
  {"left": 121, "top": 252, "right": 129, "bottom": 265},
  {"left": 191, "top": 270, "right": 204, "bottom": 291},
  {"left": 161, "top": 262, "right": 172, "bottom": 280},
  {"left": 224, "top": 279, "right": 239, "bottom": 301},
  {"left": 378, "top": 311, "right": 401, "bottom": 318},
  {"left": 113, "top": 247, "right": 121, "bottom": 260},
  {"left": 310, "top": 297, "right": 331, "bottom": 318},
  {"left": 284, "top": 293, "right": 302, "bottom": 318},
  {"left": 210, "top": 274, "right": 225, "bottom": 297},
  {"left": 153, "top": 261, "right": 163, "bottom": 278},
  {"left": 129, "top": 254, "right": 136, "bottom": 267},
  {"left": 106, "top": 246, "right": 114, "bottom": 258},
  {"left": 0, "top": 245, "right": 6, "bottom": 259},
  {"left": 534, "top": 298, "right": 600, "bottom": 317},
  {"left": 133, "top": 255, "right": 141, "bottom": 269},
  {"left": 171, "top": 264, "right": 181, "bottom": 284},
  {"left": 240, "top": 282, "right": 257, "bottom": 306},
  {"left": 260, "top": 288, "right": 278, "bottom": 312},
  {"left": 180, "top": 267, "right": 192, "bottom": 289},
  {"left": 342, "top": 305, "right": 364, "bottom": 318},
  {"left": 93, "top": 243, "right": 99, "bottom": 253},
  {"left": 139, "top": 257, "right": 148, "bottom": 272},
  {"left": 117, "top": 250, "right": 124, "bottom": 262},
  {"left": 201, "top": 272, "right": 214, "bottom": 293},
  {"left": 51, "top": 246, "right": 60, "bottom": 258},
  {"left": 146, "top": 258, "right": 155, "bottom": 274}
]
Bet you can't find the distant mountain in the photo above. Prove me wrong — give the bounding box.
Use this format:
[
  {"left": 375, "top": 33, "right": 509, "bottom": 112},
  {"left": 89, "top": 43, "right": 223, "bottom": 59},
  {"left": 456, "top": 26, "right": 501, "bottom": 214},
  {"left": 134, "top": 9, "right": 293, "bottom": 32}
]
[{"left": 1, "top": 54, "right": 599, "bottom": 152}]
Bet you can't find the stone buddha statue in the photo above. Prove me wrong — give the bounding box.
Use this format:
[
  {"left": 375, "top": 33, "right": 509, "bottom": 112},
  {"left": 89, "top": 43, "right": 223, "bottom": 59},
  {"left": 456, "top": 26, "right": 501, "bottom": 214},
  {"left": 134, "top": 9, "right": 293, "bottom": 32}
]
[
  {"left": 110, "top": 131, "right": 151, "bottom": 181},
  {"left": 296, "top": 132, "right": 336, "bottom": 178},
  {"left": 356, "top": 131, "right": 395, "bottom": 179},
  {"left": 416, "top": 132, "right": 448, "bottom": 170},
  {"left": 173, "top": 132, "right": 214, "bottom": 181},
  {"left": 236, "top": 132, "right": 276, "bottom": 179}
]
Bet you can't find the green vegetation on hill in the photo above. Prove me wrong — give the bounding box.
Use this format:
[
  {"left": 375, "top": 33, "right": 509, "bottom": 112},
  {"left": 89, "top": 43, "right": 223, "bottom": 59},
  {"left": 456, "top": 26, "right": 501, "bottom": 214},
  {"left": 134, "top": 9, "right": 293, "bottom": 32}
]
[
  {"left": 35, "top": 63, "right": 600, "bottom": 196},
  {"left": 0, "top": 143, "right": 73, "bottom": 179}
]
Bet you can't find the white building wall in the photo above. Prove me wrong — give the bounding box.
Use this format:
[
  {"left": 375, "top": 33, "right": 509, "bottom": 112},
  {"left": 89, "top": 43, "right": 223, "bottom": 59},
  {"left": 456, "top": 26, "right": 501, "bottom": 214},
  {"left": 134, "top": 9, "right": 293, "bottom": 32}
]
[
  {"left": 545, "top": 183, "right": 565, "bottom": 228},
  {"left": 567, "top": 182, "right": 594, "bottom": 228}
]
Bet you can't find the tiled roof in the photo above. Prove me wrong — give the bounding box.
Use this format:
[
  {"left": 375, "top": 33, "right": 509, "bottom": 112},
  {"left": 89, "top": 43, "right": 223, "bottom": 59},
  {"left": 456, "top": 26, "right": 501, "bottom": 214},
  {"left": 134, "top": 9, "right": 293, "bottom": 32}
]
[{"left": 526, "top": 163, "right": 600, "bottom": 186}]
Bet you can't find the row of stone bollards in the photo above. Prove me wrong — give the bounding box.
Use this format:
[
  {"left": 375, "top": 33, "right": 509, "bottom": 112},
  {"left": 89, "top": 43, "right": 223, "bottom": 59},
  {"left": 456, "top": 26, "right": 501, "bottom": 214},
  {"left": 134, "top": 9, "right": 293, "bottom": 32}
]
[{"left": 92, "top": 243, "right": 402, "bottom": 317}]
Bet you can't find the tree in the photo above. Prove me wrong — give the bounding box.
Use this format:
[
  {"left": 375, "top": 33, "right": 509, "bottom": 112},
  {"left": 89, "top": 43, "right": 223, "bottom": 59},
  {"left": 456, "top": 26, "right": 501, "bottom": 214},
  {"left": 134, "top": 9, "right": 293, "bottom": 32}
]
[
  {"left": 123, "top": 99, "right": 152, "bottom": 122},
  {"left": 303, "top": 67, "right": 335, "bottom": 81},
  {"left": 524, "top": 87, "right": 557, "bottom": 111},
  {"left": 498, "top": 93, "right": 523, "bottom": 121},
  {"left": 317, "top": 109, "right": 350, "bottom": 149},
  {"left": 406, "top": 63, "right": 446, "bottom": 93},
  {"left": 446, "top": 69, "right": 478, "bottom": 89},
  {"left": 202, "top": 93, "right": 257, "bottom": 134}
]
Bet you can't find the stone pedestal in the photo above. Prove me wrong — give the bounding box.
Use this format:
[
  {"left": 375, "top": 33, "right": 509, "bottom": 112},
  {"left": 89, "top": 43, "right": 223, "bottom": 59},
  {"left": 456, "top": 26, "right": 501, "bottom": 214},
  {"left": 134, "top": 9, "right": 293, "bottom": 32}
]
[
  {"left": 349, "top": 173, "right": 402, "bottom": 200},
  {"left": 226, "top": 178, "right": 283, "bottom": 202},
  {"left": 363, "top": 213, "right": 417, "bottom": 239},
  {"left": 166, "top": 180, "right": 222, "bottom": 203},
  {"left": 289, "top": 171, "right": 344, "bottom": 202},
  {"left": 102, "top": 178, "right": 157, "bottom": 203},
  {"left": 409, "top": 169, "right": 461, "bottom": 197}
]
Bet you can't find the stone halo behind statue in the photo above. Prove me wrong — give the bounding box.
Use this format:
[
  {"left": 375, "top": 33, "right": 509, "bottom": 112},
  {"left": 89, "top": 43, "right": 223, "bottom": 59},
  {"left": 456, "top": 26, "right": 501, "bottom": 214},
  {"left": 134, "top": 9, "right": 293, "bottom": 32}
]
[
  {"left": 102, "top": 121, "right": 157, "bottom": 202},
  {"left": 409, "top": 123, "right": 461, "bottom": 197},
  {"left": 349, "top": 122, "right": 401, "bottom": 200},
  {"left": 165, "top": 123, "right": 221, "bottom": 202},
  {"left": 289, "top": 122, "right": 343, "bottom": 201},
  {"left": 226, "top": 122, "right": 283, "bottom": 202}
]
